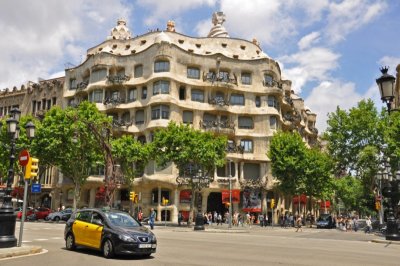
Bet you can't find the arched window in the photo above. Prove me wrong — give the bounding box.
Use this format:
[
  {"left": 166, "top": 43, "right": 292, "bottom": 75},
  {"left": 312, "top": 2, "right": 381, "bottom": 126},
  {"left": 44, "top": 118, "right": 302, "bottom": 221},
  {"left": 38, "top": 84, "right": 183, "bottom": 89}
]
[{"left": 154, "top": 60, "right": 170, "bottom": 72}]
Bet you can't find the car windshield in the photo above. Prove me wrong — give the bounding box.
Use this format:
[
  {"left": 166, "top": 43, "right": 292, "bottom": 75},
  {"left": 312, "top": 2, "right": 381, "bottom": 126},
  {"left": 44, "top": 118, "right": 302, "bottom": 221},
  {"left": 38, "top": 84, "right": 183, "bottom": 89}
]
[
  {"left": 105, "top": 212, "right": 140, "bottom": 228},
  {"left": 318, "top": 215, "right": 331, "bottom": 222}
]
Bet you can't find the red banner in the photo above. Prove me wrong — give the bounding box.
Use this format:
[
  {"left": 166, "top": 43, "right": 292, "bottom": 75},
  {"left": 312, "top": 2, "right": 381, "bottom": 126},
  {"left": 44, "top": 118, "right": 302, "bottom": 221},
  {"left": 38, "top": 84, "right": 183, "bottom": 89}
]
[
  {"left": 293, "top": 194, "right": 307, "bottom": 204},
  {"left": 179, "top": 190, "right": 192, "bottom": 204},
  {"left": 221, "top": 190, "right": 240, "bottom": 203},
  {"left": 320, "top": 200, "right": 331, "bottom": 208}
]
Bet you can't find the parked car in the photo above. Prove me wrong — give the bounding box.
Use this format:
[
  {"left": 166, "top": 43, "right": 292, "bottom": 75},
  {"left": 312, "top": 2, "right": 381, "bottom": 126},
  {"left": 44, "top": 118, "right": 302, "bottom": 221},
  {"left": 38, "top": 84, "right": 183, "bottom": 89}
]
[
  {"left": 19, "top": 207, "right": 51, "bottom": 220},
  {"left": 64, "top": 208, "right": 157, "bottom": 258},
  {"left": 46, "top": 208, "right": 73, "bottom": 222},
  {"left": 16, "top": 207, "right": 34, "bottom": 220},
  {"left": 316, "top": 214, "right": 335, "bottom": 229}
]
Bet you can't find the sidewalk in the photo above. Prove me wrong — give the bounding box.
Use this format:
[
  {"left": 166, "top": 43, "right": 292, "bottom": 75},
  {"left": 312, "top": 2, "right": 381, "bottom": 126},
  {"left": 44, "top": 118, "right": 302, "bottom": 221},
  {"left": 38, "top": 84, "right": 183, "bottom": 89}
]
[{"left": 0, "top": 245, "right": 42, "bottom": 260}]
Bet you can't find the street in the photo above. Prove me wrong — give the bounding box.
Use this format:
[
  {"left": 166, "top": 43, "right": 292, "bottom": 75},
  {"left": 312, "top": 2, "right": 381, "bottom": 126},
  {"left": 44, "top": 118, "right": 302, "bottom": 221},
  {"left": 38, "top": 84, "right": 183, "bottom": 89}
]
[{"left": 1, "top": 221, "right": 399, "bottom": 266}]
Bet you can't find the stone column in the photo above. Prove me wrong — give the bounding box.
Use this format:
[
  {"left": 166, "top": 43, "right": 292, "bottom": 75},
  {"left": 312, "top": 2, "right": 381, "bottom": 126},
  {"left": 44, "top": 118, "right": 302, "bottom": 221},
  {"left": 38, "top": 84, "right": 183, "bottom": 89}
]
[
  {"left": 157, "top": 186, "right": 162, "bottom": 221},
  {"left": 239, "top": 162, "right": 244, "bottom": 182},
  {"left": 201, "top": 190, "right": 210, "bottom": 213},
  {"left": 89, "top": 188, "right": 96, "bottom": 208},
  {"left": 172, "top": 188, "right": 179, "bottom": 223}
]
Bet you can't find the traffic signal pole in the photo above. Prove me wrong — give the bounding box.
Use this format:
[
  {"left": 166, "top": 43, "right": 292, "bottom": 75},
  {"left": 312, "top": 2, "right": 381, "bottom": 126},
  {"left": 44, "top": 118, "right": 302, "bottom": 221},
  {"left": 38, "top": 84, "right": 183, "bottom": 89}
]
[{"left": 17, "top": 179, "right": 29, "bottom": 247}]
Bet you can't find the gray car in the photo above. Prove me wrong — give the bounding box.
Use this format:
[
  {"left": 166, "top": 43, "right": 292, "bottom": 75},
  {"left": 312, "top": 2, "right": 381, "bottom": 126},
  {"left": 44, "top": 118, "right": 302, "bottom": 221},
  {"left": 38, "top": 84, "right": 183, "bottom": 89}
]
[{"left": 46, "top": 209, "right": 73, "bottom": 222}]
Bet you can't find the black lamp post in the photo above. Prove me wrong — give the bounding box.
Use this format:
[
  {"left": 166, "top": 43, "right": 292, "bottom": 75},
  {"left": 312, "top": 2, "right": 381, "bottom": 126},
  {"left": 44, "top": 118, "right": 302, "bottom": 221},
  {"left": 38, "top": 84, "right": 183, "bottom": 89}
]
[
  {"left": 0, "top": 108, "right": 35, "bottom": 248},
  {"left": 376, "top": 67, "right": 400, "bottom": 241}
]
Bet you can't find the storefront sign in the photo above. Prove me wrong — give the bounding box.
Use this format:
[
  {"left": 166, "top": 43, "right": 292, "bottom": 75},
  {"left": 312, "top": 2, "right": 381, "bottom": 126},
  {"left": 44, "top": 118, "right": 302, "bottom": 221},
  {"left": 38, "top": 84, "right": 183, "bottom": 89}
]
[
  {"left": 242, "top": 188, "right": 261, "bottom": 213},
  {"left": 221, "top": 189, "right": 240, "bottom": 203}
]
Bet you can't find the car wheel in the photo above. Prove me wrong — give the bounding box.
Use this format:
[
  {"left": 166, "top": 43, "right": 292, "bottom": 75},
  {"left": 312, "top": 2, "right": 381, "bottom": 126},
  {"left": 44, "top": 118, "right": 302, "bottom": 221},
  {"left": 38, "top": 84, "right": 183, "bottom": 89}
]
[
  {"left": 54, "top": 216, "right": 60, "bottom": 222},
  {"left": 65, "top": 234, "right": 76, "bottom": 251},
  {"left": 102, "top": 239, "right": 114, "bottom": 258}
]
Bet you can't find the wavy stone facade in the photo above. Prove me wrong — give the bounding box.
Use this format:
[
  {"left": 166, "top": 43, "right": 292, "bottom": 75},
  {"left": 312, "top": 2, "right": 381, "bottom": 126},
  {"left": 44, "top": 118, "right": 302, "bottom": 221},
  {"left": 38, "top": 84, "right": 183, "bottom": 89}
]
[{"left": 1, "top": 14, "right": 319, "bottom": 223}]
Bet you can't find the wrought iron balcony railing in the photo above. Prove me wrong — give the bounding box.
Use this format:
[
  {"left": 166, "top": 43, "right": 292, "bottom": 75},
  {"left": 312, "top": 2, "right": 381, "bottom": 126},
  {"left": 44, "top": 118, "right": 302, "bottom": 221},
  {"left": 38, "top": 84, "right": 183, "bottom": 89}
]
[
  {"left": 208, "top": 96, "right": 229, "bottom": 106},
  {"left": 200, "top": 120, "right": 235, "bottom": 131},
  {"left": 107, "top": 74, "right": 130, "bottom": 84},
  {"left": 104, "top": 96, "right": 123, "bottom": 106},
  {"left": 203, "top": 72, "right": 237, "bottom": 85}
]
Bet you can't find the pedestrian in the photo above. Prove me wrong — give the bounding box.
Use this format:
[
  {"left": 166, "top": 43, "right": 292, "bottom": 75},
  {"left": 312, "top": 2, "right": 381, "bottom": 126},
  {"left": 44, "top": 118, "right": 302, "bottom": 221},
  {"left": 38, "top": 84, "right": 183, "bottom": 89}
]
[
  {"left": 246, "top": 212, "right": 251, "bottom": 227},
  {"left": 295, "top": 215, "right": 303, "bottom": 232},
  {"left": 352, "top": 216, "right": 358, "bottom": 232},
  {"left": 217, "top": 213, "right": 222, "bottom": 225},
  {"left": 149, "top": 208, "right": 156, "bottom": 230},
  {"left": 264, "top": 213, "right": 269, "bottom": 227},
  {"left": 258, "top": 213, "right": 264, "bottom": 227},
  {"left": 365, "top": 216, "right": 372, "bottom": 234},
  {"left": 138, "top": 209, "right": 143, "bottom": 222},
  {"left": 178, "top": 212, "right": 183, "bottom": 226}
]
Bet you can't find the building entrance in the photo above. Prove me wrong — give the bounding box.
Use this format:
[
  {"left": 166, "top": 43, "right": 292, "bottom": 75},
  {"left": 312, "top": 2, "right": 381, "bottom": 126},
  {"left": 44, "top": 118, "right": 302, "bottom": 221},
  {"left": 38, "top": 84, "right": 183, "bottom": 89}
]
[{"left": 207, "top": 192, "right": 224, "bottom": 215}]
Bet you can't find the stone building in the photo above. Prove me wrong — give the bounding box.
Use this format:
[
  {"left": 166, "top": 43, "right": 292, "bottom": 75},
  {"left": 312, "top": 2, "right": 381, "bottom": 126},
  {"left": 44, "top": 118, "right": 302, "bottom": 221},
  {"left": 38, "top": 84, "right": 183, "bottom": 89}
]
[{"left": 1, "top": 13, "right": 319, "bottom": 223}]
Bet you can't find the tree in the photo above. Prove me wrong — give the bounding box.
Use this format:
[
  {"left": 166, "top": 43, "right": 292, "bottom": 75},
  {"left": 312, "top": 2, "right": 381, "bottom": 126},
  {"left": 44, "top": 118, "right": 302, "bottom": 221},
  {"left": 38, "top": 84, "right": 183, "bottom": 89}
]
[
  {"left": 324, "top": 99, "right": 382, "bottom": 177},
  {"left": 111, "top": 134, "right": 152, "bottom": 185},
  {"left": 268, "top": 131, "right": 307, "bottom": 196},
  {"left": 333, "top": 176, "right": 364, "bottom": 214},
  {"left": 301, "top": 148, "right": 334, "bottom": 214},
  {"left": 32, "top": 102, "right": 107, "bottom": 209},
  {"left": 151, "top": 122, "right": 227, "bottom": 224}
]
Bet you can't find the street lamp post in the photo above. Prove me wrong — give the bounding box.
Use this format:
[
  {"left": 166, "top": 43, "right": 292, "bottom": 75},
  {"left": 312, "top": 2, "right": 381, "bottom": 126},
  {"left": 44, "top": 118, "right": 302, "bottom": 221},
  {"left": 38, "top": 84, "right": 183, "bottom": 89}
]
[
  {"left": 0, "top": 108, "right": 35, "bottom": 248},
  {"left": 228, "top": 160, "right": 232, "bottom": 228},
  {"left": 376, "top": 67, "right": 400, "bottom": 241}
]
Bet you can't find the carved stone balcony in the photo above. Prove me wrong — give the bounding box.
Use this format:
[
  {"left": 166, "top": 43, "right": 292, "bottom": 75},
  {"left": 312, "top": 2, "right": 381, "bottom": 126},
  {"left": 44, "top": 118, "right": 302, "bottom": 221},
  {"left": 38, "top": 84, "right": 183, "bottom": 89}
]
[{"left": 107, "top": 74, "right": 130, "bottom": 84}]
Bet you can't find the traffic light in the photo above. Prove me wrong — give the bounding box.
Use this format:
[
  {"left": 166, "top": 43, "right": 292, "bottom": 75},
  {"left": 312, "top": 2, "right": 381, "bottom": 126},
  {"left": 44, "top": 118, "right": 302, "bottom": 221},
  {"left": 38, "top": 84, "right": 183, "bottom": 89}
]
[
  {"left": 130, "top": 191, "right": 136, "bottom": 202},
  {"left": 270, "top": 199, "right": 275, "bottom": 209},
  {"left": 162, "top": 197, "right": 169, "bottom": 205},
  {"left": 375, "top": 201, "right": 381, "bottom": 210},
  {"left": 24, "top": 157, "right": 39, "bottom": 179}
]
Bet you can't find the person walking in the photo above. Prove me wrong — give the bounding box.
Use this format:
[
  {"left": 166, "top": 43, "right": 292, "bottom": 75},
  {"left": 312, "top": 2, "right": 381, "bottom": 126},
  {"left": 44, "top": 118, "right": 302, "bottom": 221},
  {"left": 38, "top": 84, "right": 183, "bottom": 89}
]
[
  {"left": 178, "top": 212, "right": 183, "bottom": 226},
  {"left": 295, "top": 215, "right": 303, "bottom": 232},
  {"left": 149, "top": 208, "right": 156, "bottom": 230},
  {"left": 264, "top": 213, "right": 269, "bottom": 227},
  {"left": 365, "top": 216, "right": 372, "bottom": 234}
]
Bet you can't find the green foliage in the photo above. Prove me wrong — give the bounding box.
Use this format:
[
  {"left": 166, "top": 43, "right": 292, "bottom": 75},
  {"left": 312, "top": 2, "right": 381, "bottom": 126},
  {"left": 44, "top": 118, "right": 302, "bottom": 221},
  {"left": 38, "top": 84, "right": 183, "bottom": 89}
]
[
  {"left": 302, "top": 148, "right": 334, "bottom": 201},
  {"left": 333, "top": 176, "right": 364, "bottom": 213},
  {"left": 111, "top": 135, "right": 152, "bottom": 183},
  {"left": 268, "top": 131, "right": 307, "bottom": 195},
  {"left": 384, "top": 110, "right": 400, "bottom": 169},
  {"left": 0, "top": 115, "right": 39, "bottom": 183},
  {"left": 323, "top": 99, "right": 382, "bottom": 177},
  {"left": 32, "top": 101, "right": 109, "bottom": 209},
  {"left": 152, "top": 122, "right": 227, "bottom": 175}
]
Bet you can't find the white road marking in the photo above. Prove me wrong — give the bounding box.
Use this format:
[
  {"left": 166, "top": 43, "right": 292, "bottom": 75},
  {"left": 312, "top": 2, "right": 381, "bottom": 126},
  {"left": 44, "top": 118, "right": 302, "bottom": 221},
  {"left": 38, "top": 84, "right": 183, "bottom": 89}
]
[
  {"left": 35, "top": 239, "right": 48, "bottom": 241},
  {"left": 22, "top": 240, "right": 32, "bottom": 243}
]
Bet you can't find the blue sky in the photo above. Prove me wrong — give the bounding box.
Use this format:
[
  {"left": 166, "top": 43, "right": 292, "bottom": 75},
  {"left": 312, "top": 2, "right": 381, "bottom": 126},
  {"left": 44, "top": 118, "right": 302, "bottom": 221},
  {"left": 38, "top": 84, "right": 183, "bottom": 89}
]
[{"left": 1, "top": 0, "right": 399, "bottom": 132}]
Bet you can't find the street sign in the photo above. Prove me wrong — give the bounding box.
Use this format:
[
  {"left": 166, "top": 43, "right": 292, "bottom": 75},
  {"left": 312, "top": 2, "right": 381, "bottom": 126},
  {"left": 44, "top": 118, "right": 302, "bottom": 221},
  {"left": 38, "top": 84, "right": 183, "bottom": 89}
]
[
  {"left": 31, "top": 183, "right": 41, "bottom": 193},
  {"left": 18, "top": 150, "right": 30, "bottom": 166}
]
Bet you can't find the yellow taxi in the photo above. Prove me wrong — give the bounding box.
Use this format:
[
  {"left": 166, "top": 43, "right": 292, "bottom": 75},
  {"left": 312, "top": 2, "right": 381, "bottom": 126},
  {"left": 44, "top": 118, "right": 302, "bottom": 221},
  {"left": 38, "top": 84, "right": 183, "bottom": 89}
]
[{"left": 64, "top": 208, "right": 157, "bottom": 258}]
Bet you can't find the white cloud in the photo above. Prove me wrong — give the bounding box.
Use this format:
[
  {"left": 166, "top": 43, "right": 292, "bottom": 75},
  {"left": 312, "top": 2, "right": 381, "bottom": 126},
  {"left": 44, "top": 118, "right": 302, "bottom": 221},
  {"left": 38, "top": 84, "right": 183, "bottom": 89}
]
[
  {"left": 378, "top": 56, "right": 400, "bottom": 73},
  {"left": 279, "top": 47, "right": 340, "bottom": 93},
  {"left": 137, "top": 0, "right": 215, "bottom": 26},
  {"left": 305, "top": 80, "right": 364, "bottom": 132},
  {"left": 219, "top": 0, "right": 296, "bottom": 46},
  {"left": 325, "top": 0, "right": 387, "bottom": 43},
  {"left": 298, "top": 32, "right": 321, "bottom": 50},
  {"left": 0, "top": 0, "right": 132, "bottom": 89}
]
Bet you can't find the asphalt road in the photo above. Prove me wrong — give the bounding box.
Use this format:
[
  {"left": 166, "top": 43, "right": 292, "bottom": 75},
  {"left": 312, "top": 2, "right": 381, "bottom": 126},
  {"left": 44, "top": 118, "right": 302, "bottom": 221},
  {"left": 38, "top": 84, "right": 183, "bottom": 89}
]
[{"left": 1, "top": 222, "right": 399, "bottom": 266}]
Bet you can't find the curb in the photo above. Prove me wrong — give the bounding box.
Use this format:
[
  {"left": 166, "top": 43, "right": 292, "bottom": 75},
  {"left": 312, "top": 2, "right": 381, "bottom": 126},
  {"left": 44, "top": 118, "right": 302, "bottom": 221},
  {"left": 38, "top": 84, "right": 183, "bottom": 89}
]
[
  {"left": 370, "top": 239, "right": 400, "bottom": 245},
  {"left": 0, "top": 246, "right": 42, "bottom": 259}
]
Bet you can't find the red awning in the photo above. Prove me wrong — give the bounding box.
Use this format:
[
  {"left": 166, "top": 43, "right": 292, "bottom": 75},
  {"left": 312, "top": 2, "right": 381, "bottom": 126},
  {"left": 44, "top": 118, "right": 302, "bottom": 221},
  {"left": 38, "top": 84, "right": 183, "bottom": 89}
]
[{"left": 293, "top": 194, "right": 307, "bottom": 204}]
